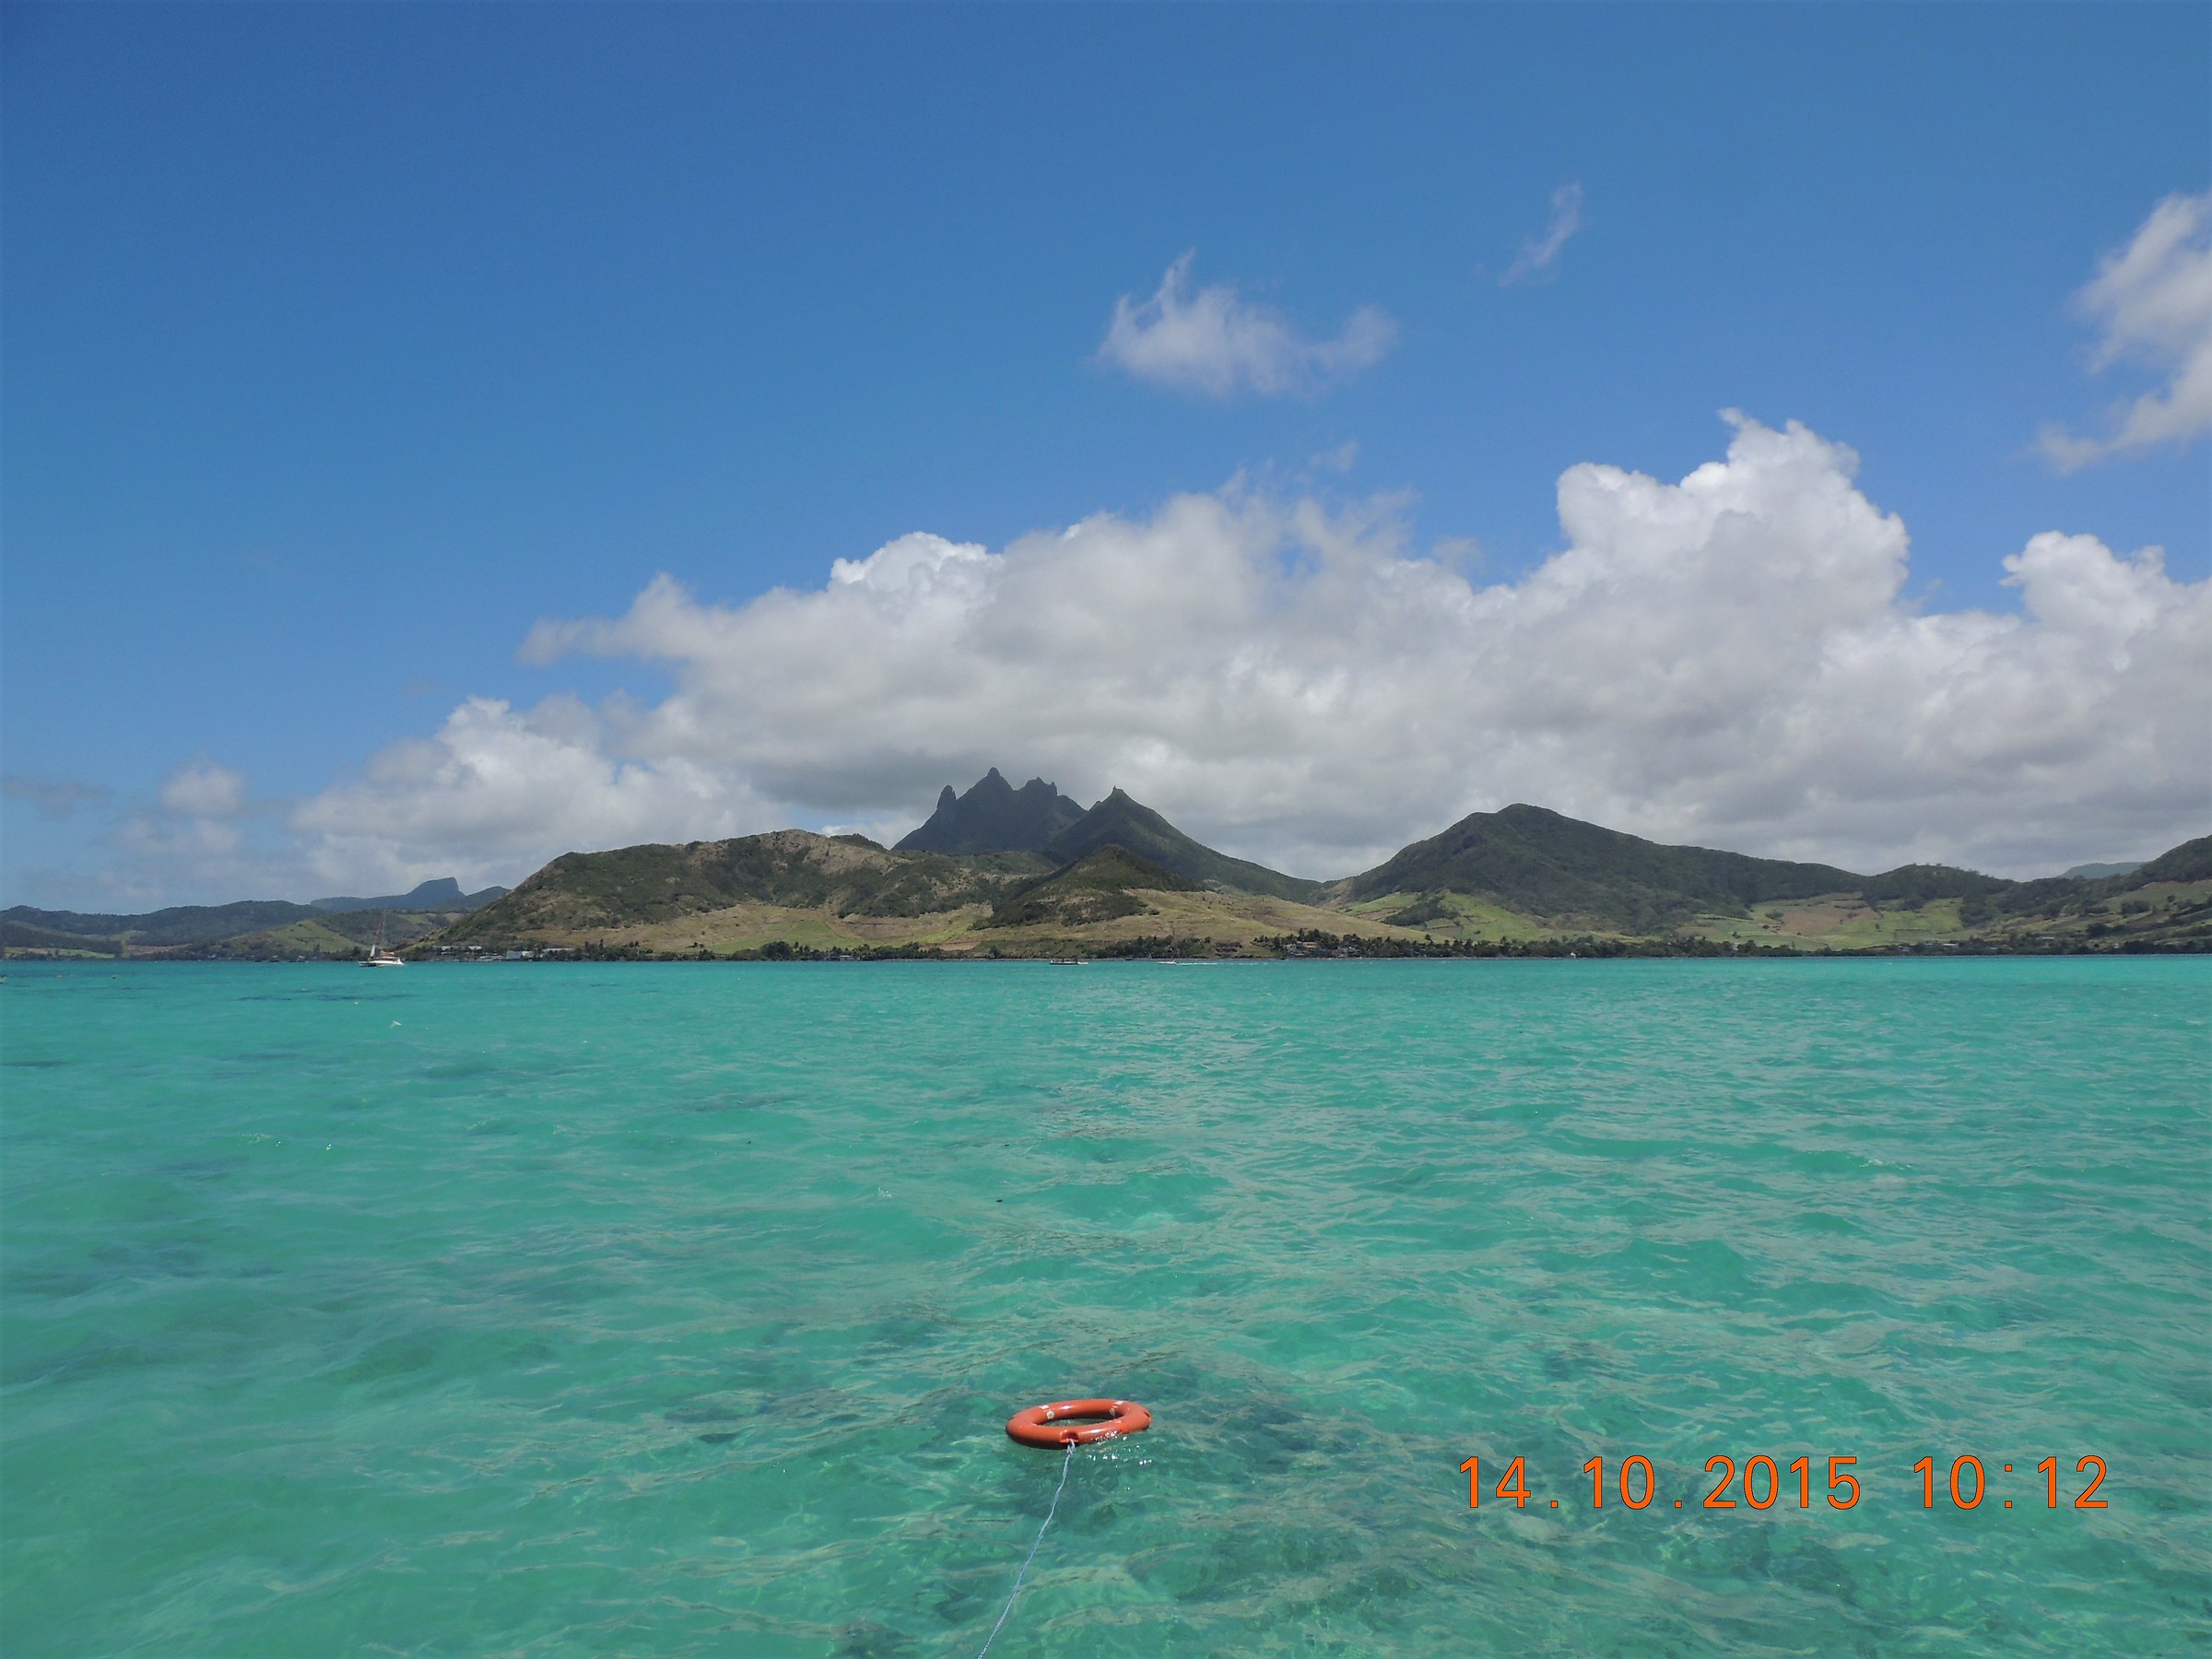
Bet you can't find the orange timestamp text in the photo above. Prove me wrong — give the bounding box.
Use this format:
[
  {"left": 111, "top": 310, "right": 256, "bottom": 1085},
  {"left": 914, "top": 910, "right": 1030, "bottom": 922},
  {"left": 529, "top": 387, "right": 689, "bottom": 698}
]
[{"left": 1459, "top": 1453, "right": 2110, "bottom": 1512}]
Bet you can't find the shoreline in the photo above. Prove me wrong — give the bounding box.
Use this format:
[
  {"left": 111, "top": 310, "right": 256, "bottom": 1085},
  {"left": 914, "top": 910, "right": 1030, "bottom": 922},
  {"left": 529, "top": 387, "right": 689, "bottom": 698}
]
[{"left": 10, "top": 935, "right": 2206, "bottom": 966}]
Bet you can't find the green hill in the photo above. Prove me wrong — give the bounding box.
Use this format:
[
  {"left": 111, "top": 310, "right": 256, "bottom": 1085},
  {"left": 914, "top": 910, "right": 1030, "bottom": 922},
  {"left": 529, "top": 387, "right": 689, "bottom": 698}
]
[
  {"left": 1344, "top": 804, "right": 1877, "bottom": 931},
  {"left": 440, "top": 830, "right": 1044, "bottom": 945},
  {"left": 984, "top": 844, "right": 1198, "bottom": 929},
  {"left": 2129, "top": 835, "right": 2212, "bottom": 886},
  {"left": 189, "top": 909, "right": 456, "bottom": 960},
  {"left": 2, "top": 884, "right": 508, "bottom": 959},
  {"left": 1341, "top": 807, "right": 2210, "bottom": 948},
  {"left": 0, "top": 919, "right": 127, "bottom": 957},
  {"left": 1852, "top": 864, "right": 2014, "bottom": 904},
  {"left": 1041, "top": 789, "right": 1324, "bottom": 901},
  {"left": 2, "top": 899, "right": 327, "bottom": 947}
]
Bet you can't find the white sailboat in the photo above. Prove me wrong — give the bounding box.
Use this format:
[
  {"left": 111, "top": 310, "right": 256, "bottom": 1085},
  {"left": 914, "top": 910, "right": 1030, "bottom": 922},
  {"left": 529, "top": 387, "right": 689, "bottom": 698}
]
[{"left": 363, "top": 911, "right": 406, "bottom": 968}]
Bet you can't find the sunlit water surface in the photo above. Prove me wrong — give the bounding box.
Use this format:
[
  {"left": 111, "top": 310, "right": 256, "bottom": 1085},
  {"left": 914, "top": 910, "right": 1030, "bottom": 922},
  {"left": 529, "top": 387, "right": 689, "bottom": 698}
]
[{"left": 4, "top": 959, "right": 2206, "bottom": 1656}]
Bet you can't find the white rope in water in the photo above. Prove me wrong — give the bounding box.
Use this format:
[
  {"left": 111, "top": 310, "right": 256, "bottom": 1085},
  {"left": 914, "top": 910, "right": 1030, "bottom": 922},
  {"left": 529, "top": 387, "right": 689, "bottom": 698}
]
[{"left": 974, "top": 1441, "right": 1076, "bottom": 1658}]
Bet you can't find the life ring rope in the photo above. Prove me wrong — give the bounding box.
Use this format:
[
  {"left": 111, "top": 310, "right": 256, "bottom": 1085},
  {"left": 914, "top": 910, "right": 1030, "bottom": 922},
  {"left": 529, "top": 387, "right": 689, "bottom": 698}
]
[{"left": 973, "top": 1442, "right": 1074, "bottom": 1658}]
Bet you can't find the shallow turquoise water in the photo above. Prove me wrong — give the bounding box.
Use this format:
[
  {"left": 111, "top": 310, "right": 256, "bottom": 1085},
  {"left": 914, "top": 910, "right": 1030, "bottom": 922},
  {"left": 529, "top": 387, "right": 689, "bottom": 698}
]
[{"left": 3, "top": 959, "right": 2206, "bottom": 1656}]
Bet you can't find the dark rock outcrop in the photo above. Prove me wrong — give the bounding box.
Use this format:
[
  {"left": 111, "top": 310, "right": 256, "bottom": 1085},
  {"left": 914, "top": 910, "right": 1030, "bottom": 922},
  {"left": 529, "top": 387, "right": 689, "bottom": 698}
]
[{"left": 895, "top": 769, "right": 1087, "bottom": 853}]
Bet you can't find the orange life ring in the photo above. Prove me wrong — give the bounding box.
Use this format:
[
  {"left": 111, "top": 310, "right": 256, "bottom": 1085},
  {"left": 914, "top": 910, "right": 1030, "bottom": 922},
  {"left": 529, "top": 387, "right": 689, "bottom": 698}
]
[{"left": 1005, "top": 1398, "right": 1152, "bottom": 1448}]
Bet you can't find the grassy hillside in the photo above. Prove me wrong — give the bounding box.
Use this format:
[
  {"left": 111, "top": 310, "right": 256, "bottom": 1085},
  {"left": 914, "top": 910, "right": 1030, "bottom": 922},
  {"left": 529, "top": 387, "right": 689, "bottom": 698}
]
[
  {"left": 983, "top": 845, "right": 1198, "bottom": 928},
  {"left": 1041, "top": 790, "right": 1324, "bottom": 901},
  {"left": 2, "top": 900, "right": 327, "bottom": 947},
  {"left": 1, "top": 874, "right": 506, "bottom": 959},
  {"left": 438, "top": 830, "right": 1047, "bottom": 946},
  {"left": 419, "top": 830, "right": 1412, "bottom": 959},
  {"left": 1344, "top": 804, "right": 1870, "bottom": 931},
  {"left": 437, "top": 879, "right": 1431, "bottom": 960},
  {"left": 2127, "top": 834, "right": 2212, "bottom": 885},
  {"left": 177, "top": 910, "right": 463, "bottom": 960},
  {"left": 3, "top": 897, "right": 491, "bottom": 960},
  {"left": 0, "top": 920, "right": 127, "bottom": 957},
  {"left": 1340, "top": 812, "right": 2210, "bottom": 952}
]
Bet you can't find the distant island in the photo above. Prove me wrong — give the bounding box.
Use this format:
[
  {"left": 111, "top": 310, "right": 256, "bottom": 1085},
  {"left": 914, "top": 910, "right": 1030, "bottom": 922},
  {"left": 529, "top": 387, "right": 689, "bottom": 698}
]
[
  {"left": 2, "top": 878, "right": 507, "bottom": 960},
  {"left": 13, "top": 770, "right": 2198, "bottom": 961}
]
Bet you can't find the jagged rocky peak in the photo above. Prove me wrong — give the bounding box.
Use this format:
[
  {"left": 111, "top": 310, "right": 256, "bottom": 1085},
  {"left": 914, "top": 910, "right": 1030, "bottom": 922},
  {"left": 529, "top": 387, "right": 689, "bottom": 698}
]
[{"left": 894, "top": 768, "right": 1088, "bottom": 854}]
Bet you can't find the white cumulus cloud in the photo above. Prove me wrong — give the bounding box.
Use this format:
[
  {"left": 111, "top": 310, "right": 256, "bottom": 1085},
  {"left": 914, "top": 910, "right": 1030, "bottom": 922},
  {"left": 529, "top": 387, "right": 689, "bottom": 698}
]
[
  {"left": 1095, "top": 253, "right": 1396, "bottom": 397},
  {"left": 2039, "top": 190, "right": 2212, "bottom": 469},
  {"left": 295, "top": 415, "right": 2209, "bottom": 889},
  {"left": 292, "top": 694, "right": 771, "bottom": 895},
  {"left": 1500, "top": 182, "right": 1585, "bottom": 287}
]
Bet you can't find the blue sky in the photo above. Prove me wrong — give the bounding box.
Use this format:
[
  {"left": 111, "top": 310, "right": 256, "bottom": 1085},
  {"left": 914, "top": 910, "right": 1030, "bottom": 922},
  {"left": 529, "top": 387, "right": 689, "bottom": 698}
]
[{"left": 4, "top": 3, "right": 2207, "bottom": 905}]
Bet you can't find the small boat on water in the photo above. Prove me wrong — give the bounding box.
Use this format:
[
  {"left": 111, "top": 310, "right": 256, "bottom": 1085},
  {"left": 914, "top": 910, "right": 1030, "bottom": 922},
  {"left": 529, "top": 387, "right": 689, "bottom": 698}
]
[{"left": 363, "top": 912, "right": 406, "bottom": 968}]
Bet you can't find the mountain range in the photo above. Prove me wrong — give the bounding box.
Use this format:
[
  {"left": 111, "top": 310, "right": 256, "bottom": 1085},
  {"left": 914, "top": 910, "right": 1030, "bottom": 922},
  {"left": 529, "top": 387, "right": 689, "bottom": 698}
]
[
  {"left": 6, "top": 771, "right": 2203, "bottom": 960},
  {"left": 424, "top": 771, "right": 2207, "bottom": 960},
  {"left": 895, "top": 770, "right": 1322, "bottom": 900}
]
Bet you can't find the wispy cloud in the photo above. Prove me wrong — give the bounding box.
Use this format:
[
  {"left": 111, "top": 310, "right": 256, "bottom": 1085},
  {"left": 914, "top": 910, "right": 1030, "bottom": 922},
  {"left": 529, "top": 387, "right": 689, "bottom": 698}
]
[
  {"left": 71, "top": 761, "right": 266, "bottom": 904},
  {"left": 1096, "top": 253, "right": 1396, "bottom": 398},
  {"left": 1500, "top": 182, "right": 1585, "bottom": 287},
  {"left": 3, "top": 774, "right": 111, "bottom": 820},
  {"left": 2039, "top": 190, "right": 2212, "bottom": 470}
]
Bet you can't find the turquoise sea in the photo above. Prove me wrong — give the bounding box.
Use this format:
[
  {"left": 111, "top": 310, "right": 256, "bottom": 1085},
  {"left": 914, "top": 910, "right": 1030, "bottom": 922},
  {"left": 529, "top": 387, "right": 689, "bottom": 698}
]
[{"left": 3, "top": 959, "right": 2206, "bottom": 1656}]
